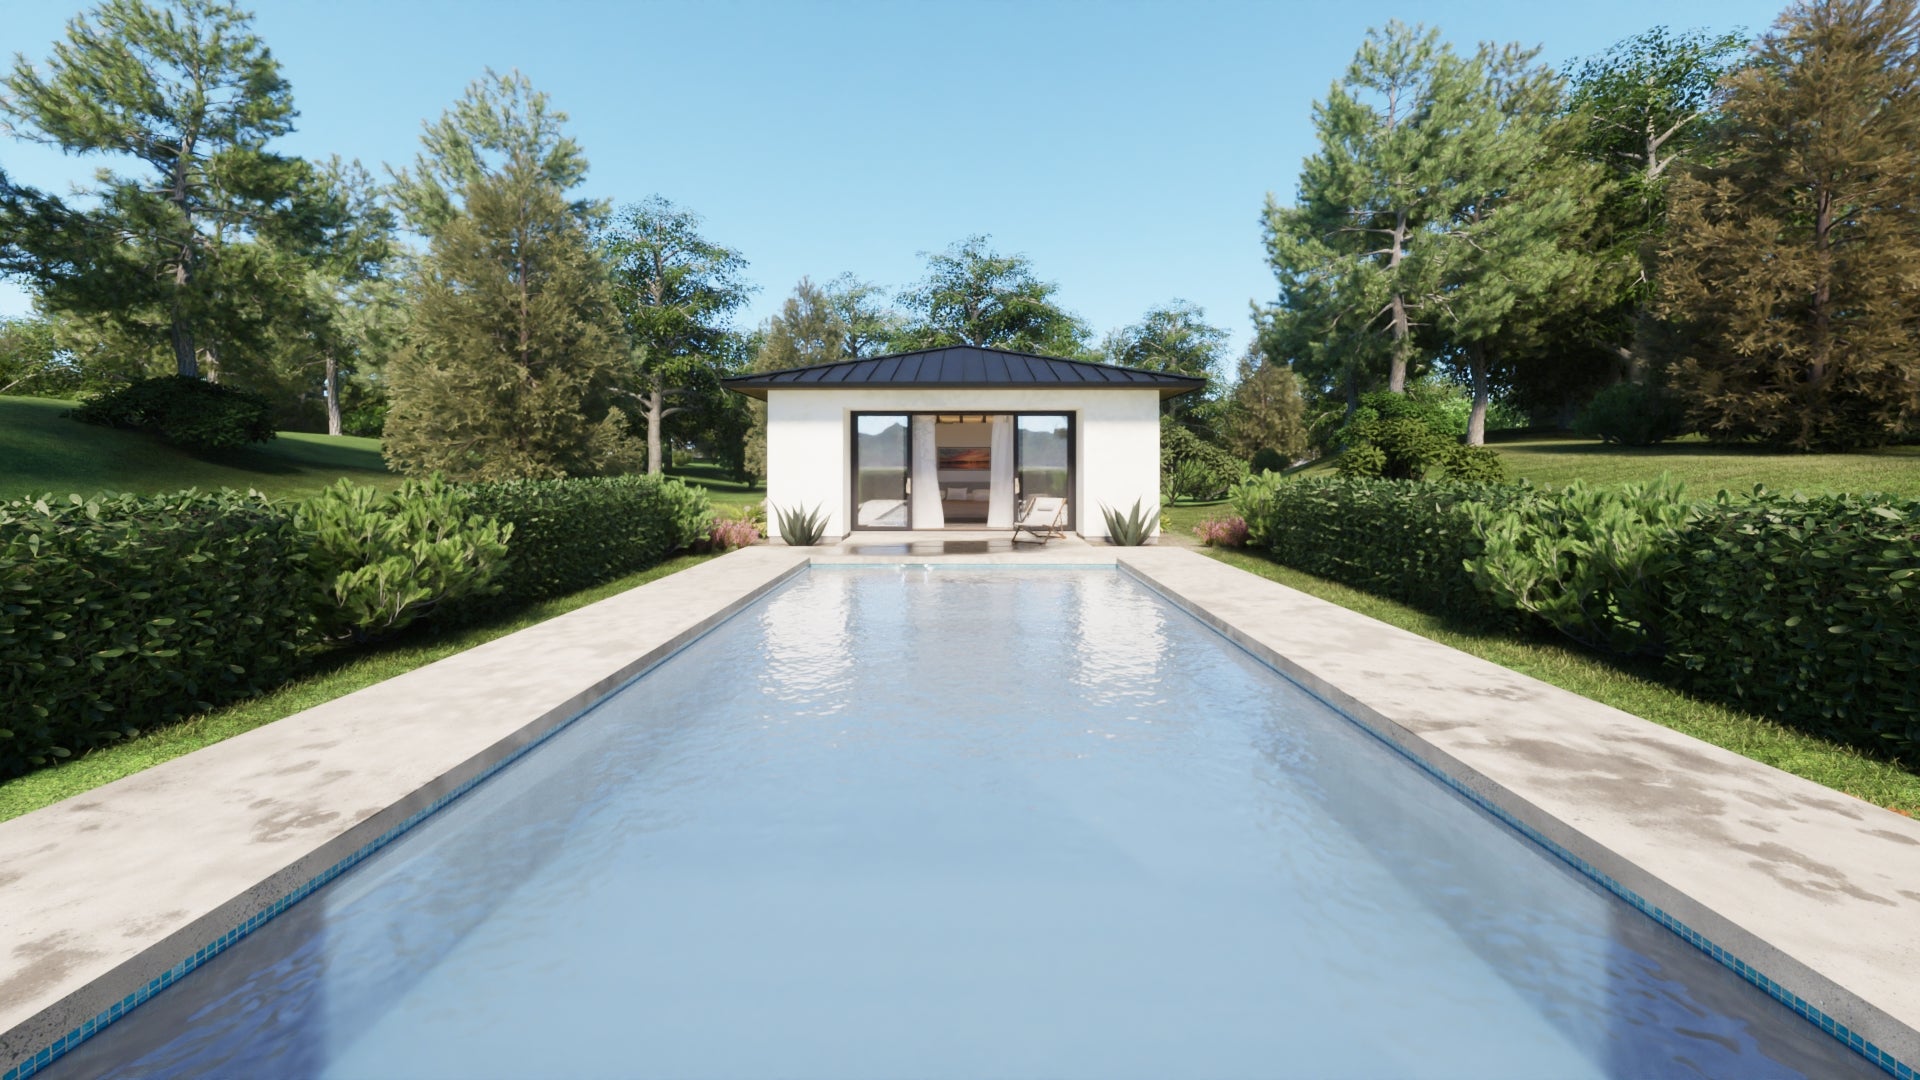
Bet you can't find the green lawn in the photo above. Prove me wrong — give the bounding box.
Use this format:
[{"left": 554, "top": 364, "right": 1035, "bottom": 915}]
[
  {"left": 666, "top": 461, "right": 763, "bottom": 512},
  {"left": 0, "top": 552, "right": 718, "bottom": 823},
  {"left": 1490, "top": 434, "right": 1920, "bottom": 497},
  {"left": 1275, "top": 433, "right": 1920, "bottom": 497},
  {"left": 0, "top": 394, "right": 396, "bottom": 502},
  {"left": 1197, "top": 547, "right": 1919, "bottom": 817}
]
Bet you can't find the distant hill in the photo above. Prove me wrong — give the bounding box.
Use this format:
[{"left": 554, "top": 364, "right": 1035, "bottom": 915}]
[{"left": 0, "top": 395, "right": 396, "bottom": 502}]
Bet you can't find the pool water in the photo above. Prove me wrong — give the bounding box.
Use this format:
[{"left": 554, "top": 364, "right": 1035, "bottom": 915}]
[{"left": 48, "top": 570, "right": 1877, "bottom": 1079}]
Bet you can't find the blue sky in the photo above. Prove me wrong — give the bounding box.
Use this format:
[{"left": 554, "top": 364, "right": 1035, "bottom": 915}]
[{"left": 4, "top": 0, "right": 1781, "bottom": 356}]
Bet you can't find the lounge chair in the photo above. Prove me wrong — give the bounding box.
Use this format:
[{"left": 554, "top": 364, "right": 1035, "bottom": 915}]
[{"left": 1011, "top": 496, "right": 1067, "bottom": 543}]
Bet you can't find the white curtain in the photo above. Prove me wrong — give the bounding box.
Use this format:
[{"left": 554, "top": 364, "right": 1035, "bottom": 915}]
[
  {"left": 987, "top": 414, "right": 1016, "bottom": 528},
  {"left": 910, "top": 414, "right": 944, "bottom": 529}
]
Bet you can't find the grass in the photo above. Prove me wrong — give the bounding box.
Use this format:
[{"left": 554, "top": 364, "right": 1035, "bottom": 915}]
[
  {"left": 1277, "top": 432, "right": 1920, "bottom": 497},
  {"left": 0, "top": 394, "right": 396, "bottom": 502},
  {"left": 0, "top": 552, "right": 718, "bottom": 824},
  {"left": 1490, "top": 434, "right": 1920, "bottom": 497},
  {"left": 666, "top": 461, "right": 763, "bottom": 513},
  {"left": 1197, "top": 546, "right": 1920, "bottom": 817}
]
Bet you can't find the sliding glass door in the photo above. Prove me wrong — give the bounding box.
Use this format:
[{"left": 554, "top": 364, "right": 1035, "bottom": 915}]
[
  {"left": 1015, "top": 414, "right": 1072, "bottom": 530},
  {"left": 851, "top": 414, "right": 910, "bottom": 528}
]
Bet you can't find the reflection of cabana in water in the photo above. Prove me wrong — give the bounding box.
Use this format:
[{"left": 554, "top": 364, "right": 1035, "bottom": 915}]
[{"left": 724, "top": 345, "right": 1201, "bottom": 542}]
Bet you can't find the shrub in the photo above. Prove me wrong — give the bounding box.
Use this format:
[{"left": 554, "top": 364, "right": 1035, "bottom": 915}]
[
  {"left": 1334, "top": 393, "right": 1453, "bottom": 479},
  {"left": 70, "top": 375, "right": 277, "bottom": 451},
  {"left": 1232, "top": 473, "right": 1526, "bottom": 624},
  {"left": 1249, "top": 447, "right": 1290, "bottom": 475},
  {"left": 1574, "top": 382, "right": 1688, "bottom": 446},
  {"left": 1665, "top": 489, "right": 1920, "bottom": 764},
  {"left": 1440, "top": 444, "right": 1508, "bottom": 483},
  {"left": 295, "top": 478, "right": 512, "bottom": 643},
  {"left": 1100, "top": 499, "right": 1156, "bottom": 546},
  {"left": 1160, "top": 417, "right": 1247, "bottom": 501},
  {"left": 772, "top": 503, "right": 828, "bottom": 546},
  {"left": 0, "top": 490, "right": 312, "bottom": 779},
  {"left": 459, "top": 475, "right": 712, "bottom": 613},
  {"left": 1463, "top": 477, "right": 1692, "bottom": 656},
  {"left": 708, "top": 505, "right": 761, "bottom": 551},
  {"left": 1193, "top": 515, "right": 1249, "bottom": 548}
]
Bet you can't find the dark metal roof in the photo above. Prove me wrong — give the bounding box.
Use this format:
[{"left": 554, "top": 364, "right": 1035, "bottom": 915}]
[{"left": 722, "top": 345, "right": 1205, "bottom": 400}]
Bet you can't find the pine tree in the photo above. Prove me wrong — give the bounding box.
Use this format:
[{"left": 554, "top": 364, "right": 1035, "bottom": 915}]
[
  {"left": 2, "top": 0, "right": 315, "bottom": 380},
  {"left": 1661, "top": 0, "right": 1920, "bottom": 450},
  {"left": 1221, "top": 346, "right": 1309, "bottom": 463},
  {"left": 382, "top": 153, "right": 635, "bottom": 480}
]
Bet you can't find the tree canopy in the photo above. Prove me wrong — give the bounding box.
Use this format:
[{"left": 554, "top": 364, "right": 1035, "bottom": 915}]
[{"left": 893, "top": 235, "right": 1089, "bottom": 356}]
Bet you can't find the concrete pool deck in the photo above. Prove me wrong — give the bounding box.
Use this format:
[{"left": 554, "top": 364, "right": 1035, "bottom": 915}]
[{"left": 2, "top": 542, "right": 1917, "bottom": 1077}]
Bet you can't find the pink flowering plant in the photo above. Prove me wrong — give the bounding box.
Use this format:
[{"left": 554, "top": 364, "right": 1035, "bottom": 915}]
[
  {"left": 708, "top": 503, "right": 763, "bottom": 551},
  {"left": 1193, "top": 514, "right": 1249, "bottom": 548}
]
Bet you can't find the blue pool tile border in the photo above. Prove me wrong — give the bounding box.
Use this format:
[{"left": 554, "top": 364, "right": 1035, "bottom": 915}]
[
  {"left": 1117, "top": 563, "right": 1916, "bottom": 1080},
  {"left": 2, "top": 566, "right": 810, "bottom": 1080}
]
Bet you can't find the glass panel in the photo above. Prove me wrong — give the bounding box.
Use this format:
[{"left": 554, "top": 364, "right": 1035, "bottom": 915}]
[
  {"left": 1016, "top": 415, "right": 1071, "bottom": 526},
  {"left": 853, "top": 415, "right": 910, "bottom": 528}
]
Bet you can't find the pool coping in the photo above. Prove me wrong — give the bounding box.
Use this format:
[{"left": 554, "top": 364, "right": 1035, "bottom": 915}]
[
  {"left": 2, "top": 547, "right": 1917, "bottom": 1077},
  {"left": 0, "top": 546, "right": 811, "bottom": 1078},
  {"left": 1114, "top": 548, "right": 1920, "bottom": 1078}
]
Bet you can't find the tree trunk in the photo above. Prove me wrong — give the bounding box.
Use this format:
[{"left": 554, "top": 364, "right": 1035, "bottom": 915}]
[
  {"left": 1386, "top": 210, "right": 1410, "bottom": 393},
  {"left": 200, "top": 345, "right": 220, "bottom": 384},
  {"left": 646, "top": 373, "right": 665, "bottom": 475},
  {"left": 1467, "top": 343, "right": 1490, "bottom": 447},
  {"left": 324, "top": 350, "right": 343, "bottom": 436},
  {"left": 171, "top": 320, "right": 198, "bottom": 379}
]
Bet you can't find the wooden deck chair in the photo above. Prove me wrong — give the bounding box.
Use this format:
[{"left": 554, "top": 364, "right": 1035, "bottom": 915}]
[{"left": 1011, "top": 496, "right": 1068, "bottom": 543}]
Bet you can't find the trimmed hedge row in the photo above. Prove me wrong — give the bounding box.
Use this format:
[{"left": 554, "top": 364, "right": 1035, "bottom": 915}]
[
  {"left": 460, "top": 475, "right": 712, "bottom": 612},
  {"left": 1, "top": 492, "right": 310, "bottom": 778},
  {"left": 1231, "top": 473, "right": 1525, "bottom": 626},
  {"left": 1667, "top": 491, "right": 1920, "bottom": 760},
  {"left": 1233, "top": 473, "right": 1920, "bottom": 765},
  {"left": 1, "top": 475, "right": 713, "bottom": 781}
]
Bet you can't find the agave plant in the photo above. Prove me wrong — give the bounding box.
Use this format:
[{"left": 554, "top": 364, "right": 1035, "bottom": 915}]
[
  {"left": 1099, "top": 498, "right": 1155, "bottom": 546},
  {"left": 771, "top": 502, "right": 829, "bottom": 546}
]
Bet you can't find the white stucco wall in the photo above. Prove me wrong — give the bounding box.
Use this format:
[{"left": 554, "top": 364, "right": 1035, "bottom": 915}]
[{"left": 763, "top": 387, "right": 1163, "bottom": 540}]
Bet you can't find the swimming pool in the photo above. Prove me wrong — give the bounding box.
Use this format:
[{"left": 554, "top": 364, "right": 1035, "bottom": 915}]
[{"left": 44, "top": 569, "right": 1879, "bottom": 1078}]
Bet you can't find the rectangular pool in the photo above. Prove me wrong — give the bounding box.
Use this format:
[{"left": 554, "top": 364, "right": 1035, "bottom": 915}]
[{"left": 46, "top": 570, "right": 1877, "bottom": 1078}]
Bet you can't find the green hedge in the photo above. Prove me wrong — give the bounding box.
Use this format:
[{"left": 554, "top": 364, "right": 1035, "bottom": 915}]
[
  {"left": 0, "top": 491, "right": 312, "bottom": 779},
  {"left": 1666, "top": 491, "right": 1920, "bottom": 763},
  {"left": 459, "top": 475, "right": 712, "bottom": 612},
  {"left": 1232, "top": 473, "right": 1525, "bottom": 625}
]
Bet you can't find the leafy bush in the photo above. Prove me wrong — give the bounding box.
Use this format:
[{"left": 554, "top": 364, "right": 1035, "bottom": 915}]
[
  {"left": 295, "top": 479, "right": 512, "bottom": 643},
  {"left": 1440, "top": 443, "right": 1508, "bottom": 483},
  {"left": 1232, "top": 473, "right": 1526, "bottom": 624},
  {"left": 709, "top": 504, "right": 761, "bottom": 551},
  {"left": 1666, "top": 489, "right": 1920, "bottom": 764},
  {"left": 1161, "top": 418, "right": 1247, "bottom": 501},
  {"left": 1249, "top": 447, "right": 1290, "bottom": 475},
  {"left": 70, "top": 375, "right": 277, "bottom": 451},
  {"left": 1574, "top": 382, "right": 1689, "bottom": 446},
  {"left": 1100, "top": 499, "right": 1156, "bottom": 545},
  {"left": 459, "top": 475, "right": 712, "bottom": 612},
  {"left": 772, "top": 503, "right": 829, "bottom": 546},
  {"left": 1193, "top": 515, "right": 1249, "bottom": 547},
  {"left": 1334, "top": 393, "right": 1454, "bottom": 479},
  {"left": 1463, "top": 477, "right": 1692, "bottom": 656},
  {"left": 0, "top": 490, "right": 311, "bottom": 779}
]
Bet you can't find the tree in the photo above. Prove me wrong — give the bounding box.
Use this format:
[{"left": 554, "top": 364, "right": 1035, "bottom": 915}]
[
  {"left": 1567, "top": 26, "right": 1751, "bottom": 381},
  {"left": 0, "top": 314, "right": 83, "bottom": 397},
  {"left": 601, "top": 196, "right": 754, "bottom": 475},
  {"left": 741, "top": 276, "right": 869, "bottom": 482},
  {"left": 2, "top": 0, "right": 317, "bottom": 380},
  {"left": 388, "top": 68, "right": 597, "bottom": 237},
  {"left": 1435, "top": 45, "right": 1614, "bottom": 445},
  {"left": 1102, "top": 300, "right": 1229, "bottom": 430},
  {"left": 893, "top": 235, "right": 1089, "bottom": 356},
  {"left": 382, "top": 152, "right": 635, "bottom": 480},
  {"left": 1263, "top": 23, "right": 1489, "bottom": 395},
  {"left": 291, "top": 158, "right": 398, "bottom": 435},
  {"left": 1660, "top": 0, "right": 1920, "bottom": 450},
  {"left": 1220, "top": 345, "right": 1309, "bottom": 464}
]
